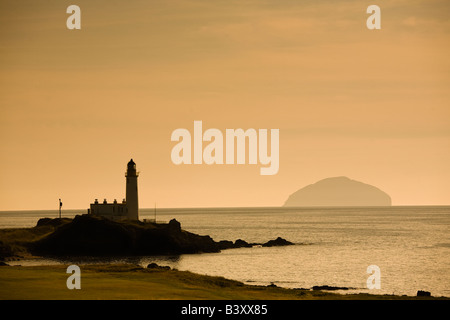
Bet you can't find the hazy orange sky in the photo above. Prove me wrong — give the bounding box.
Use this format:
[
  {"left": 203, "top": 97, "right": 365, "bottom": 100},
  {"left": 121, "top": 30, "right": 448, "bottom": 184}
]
[{"left": 1, "top": 0, "right": 449, "bottom": 210}]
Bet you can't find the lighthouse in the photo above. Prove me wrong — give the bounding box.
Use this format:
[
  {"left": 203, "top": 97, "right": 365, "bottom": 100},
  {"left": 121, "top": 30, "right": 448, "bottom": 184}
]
[
  {"left": 126, "top": 159, "right": 139, "bottom": 220},
  {"left": 88, "top": 159, "right": 141, "bottom": 221}
]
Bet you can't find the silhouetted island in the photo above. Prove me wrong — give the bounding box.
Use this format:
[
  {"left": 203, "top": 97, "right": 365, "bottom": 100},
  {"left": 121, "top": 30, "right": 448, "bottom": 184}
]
[
  {"left": 284, "top": 176, "right": 391, "bottom": 207},
  {"left": 26, "top": 214, "right": 293, "bottom": 258}
]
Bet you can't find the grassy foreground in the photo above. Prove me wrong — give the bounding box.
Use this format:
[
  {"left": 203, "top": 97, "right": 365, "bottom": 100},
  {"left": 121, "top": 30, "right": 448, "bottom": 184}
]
[{"left": 0, "top": 264, "right": 444, "bottom": 300}]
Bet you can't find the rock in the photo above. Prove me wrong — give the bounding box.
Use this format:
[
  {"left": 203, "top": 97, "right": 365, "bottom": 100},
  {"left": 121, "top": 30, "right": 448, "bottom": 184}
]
[
  {"left": 417, "top": 290, "right": 431, "bottom": 297},
  {"left": 262, "top": 237, "right": 294, "bottom": 247},
  {"left": 234, "top": 239, "right": 252, "bottom": 248},
  {"left": 0, "top": 240, "right": 13, "bottom": 260},
  {"left": 36, "top": 217, "right": 72, "bottom": 228},
  {"left": 147, "top": 263, "right": 171, "bottom": 270},
  {"left": 36, "top": 218, "right": 52, "bottom": 226},
  {"left": 312, "top": 285, "right": 349, "bottom": 291},
  {"left": 167, "top": 219, "right": 181, "bottom": 232},
  {"left": 217, "top": 240, "right": 235, "bottom": 250},
  {"left": 147, "top": 263, "right": 159, "bottom": 269},
  {"left": 284, "top": 176, "right": 392, "bottom": 207}
]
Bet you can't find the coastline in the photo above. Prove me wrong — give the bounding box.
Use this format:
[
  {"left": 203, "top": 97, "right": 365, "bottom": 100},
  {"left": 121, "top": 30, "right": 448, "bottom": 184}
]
[
  {"left": 1, "top": 214, "right": 449, "bottom": 300},
  {"left": 0, "top": 214, "right": 295, "bottom": 261},
  {"left": 0, "top": 263, "right": 447, "bottom": 300}
]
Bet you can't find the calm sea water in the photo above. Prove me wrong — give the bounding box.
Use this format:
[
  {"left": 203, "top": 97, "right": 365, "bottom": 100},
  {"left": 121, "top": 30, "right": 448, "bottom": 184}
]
[{"left": 1, "top": 206, "right": 449, "bottom": 297}]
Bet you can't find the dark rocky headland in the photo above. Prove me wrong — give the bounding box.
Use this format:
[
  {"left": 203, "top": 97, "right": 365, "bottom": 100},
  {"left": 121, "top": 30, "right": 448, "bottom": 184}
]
[{"left": 0, "top": 214, "right": 293, "bottom": 260}]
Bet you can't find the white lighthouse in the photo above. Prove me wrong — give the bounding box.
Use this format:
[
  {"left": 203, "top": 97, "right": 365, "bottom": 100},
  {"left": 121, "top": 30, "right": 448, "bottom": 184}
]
[
  {"left": 126, "top": 159, "right": 139, "bottom": 220},
  {"left": 88, "top": 159, "right": 140, "bottom": 221}
]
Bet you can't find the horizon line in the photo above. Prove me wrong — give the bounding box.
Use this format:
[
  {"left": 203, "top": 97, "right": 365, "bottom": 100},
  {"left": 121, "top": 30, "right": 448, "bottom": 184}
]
[{"left": 1, "top": 204, "right": 450, "bottom": 213}]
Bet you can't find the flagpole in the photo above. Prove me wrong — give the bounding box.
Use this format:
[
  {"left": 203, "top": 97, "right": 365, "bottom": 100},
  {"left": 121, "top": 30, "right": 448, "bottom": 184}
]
[{"left": 59, "top": 199, "right": 62, "bottom": 218}]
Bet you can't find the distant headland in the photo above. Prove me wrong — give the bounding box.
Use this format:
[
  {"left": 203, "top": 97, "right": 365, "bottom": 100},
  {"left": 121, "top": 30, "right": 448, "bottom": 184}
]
[{"left": 284, "top": 176, "right": 392, "bottom": 207}]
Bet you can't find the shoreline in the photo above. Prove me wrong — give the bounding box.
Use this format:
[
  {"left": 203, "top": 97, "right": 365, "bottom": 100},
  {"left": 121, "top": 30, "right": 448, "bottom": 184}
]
[
  {"left": 1, "top": 215, "right": 449, "bottom": 300},
  {"left": 1, "top": 262, "right": 447, "bottom": 300}
]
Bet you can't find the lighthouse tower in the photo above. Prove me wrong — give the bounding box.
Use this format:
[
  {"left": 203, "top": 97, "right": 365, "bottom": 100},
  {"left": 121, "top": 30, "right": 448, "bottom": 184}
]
[{"left": 125, "top": 159, "right": 139, "bottom": 220}]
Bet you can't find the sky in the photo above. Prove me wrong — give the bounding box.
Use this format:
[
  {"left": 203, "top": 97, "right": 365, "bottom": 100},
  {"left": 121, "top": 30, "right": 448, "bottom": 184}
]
[{"left": 1, "top": 0, "right": 449, "bottom": 210}]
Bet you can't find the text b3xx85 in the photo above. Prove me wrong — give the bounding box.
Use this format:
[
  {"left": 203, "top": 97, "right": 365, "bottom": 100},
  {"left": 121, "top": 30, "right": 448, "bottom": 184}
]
[{"left": 225, "top": 304, "right": 268, "bottom": 315}]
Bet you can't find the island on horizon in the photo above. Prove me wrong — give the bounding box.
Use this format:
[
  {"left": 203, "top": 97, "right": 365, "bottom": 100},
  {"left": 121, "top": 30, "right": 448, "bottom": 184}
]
[{"left": 284, "top": 176, "right": 392, "bottom": 207}]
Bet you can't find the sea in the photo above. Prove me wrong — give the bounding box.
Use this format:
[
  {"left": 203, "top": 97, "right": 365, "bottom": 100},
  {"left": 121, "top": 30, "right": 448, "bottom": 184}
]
[{"left": 1, "top": 206, "right": 449, "bottom": 297}]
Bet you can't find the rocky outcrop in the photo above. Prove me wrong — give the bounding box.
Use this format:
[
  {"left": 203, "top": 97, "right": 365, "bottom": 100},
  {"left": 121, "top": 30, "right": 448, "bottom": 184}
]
[
  {"left": 32, "top": 214, "right": 219, "bottom": 256},
  {"left": 312, "top": 285, "right": 350, "bottom": 291},
  {"left": 217, "top": 237, "right": 294, "bottom": 250},
  {"left": 36, "top": 217, "right": 72, "bottom": 228},
  {"left": 234, "top": 239, "right": 253, "bottom": 248},
  {"left": 417, "top": 290, "right": 431, "bottom": 297},
  {"left": 262, "top": 237, "right": 294, "bottom": 247},
  {"left": 30, "top": 215, "right": 295, "bottom": 257},
  {"left": 284, "top": 176, "right": 392, "bottom": 207},
  {"left": 147, "top": 263, "right": 171, "bottom": 270},
  {"left": 0, "top": 240, "right": 13, "bottom": 260}
]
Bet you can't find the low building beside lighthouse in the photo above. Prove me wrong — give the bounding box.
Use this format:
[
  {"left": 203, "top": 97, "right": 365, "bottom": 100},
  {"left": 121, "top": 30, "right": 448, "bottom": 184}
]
[{"left": 88, "top": 159, "right": 140, "bottom": 221}]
